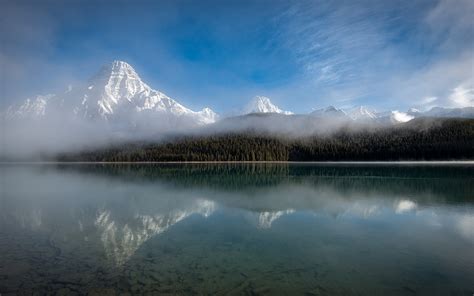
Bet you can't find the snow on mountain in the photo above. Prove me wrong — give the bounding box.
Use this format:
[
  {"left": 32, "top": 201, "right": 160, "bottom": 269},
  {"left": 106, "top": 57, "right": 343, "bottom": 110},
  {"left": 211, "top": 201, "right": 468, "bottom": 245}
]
[
  {"left": 5, "top": 94, "right": 55, "bottom": 120},
  {"left": 6, "top": 60, "right": 217, "bottom": 129},
  {"left": 346, "top": 106, "right": 377, "bottom": 120},
  {"left": 242, "top": 96, "right": 293, "bottom": 115},
  {"left": 407, "top": 108, "right": 421, "bottom": 116},
  {"left": 194, "top": 107, "right": 219, "bottom": 124},
  {"left": 354, "top": 108, "right": 415, "bottom": 123},
  {"left": 310, "top": 106, "right": 347, "bottom": 118},
  {"left": 5, "top": 61, "right": 473, "bottom": 134},
  {"left": 423, "top": 106, "right": 474, "bottom": 118},
  {"left": 309, "top": 105, "right": 419, "bottom": 123}
]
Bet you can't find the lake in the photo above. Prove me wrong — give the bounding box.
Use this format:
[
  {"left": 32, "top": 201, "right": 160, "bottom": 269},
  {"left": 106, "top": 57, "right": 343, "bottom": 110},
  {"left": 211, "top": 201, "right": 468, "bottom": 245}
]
[{"left": 0, "top": 163, "right": 473, "bottom": 295}]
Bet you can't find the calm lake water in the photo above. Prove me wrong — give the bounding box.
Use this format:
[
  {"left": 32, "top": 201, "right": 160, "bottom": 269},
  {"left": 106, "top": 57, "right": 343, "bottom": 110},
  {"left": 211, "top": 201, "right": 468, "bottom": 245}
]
[{"left": 0, "top": 163, "right": 473, "bottom": 295}]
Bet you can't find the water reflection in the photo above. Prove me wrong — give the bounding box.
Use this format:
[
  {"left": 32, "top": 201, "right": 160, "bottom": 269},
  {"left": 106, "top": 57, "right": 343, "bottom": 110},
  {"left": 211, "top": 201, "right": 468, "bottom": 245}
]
[
  {"left": 0, "top": 164, "right": 473, "bottom": 295},
  {"left": 94, "top": 199, "right": 216, "bottom": 265}
]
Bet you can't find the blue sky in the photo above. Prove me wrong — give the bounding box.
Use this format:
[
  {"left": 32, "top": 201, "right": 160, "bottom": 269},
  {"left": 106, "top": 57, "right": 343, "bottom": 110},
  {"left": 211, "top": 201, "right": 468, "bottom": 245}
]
[{"left": 1, "top": 0, "right": 473, "bottom": 113}]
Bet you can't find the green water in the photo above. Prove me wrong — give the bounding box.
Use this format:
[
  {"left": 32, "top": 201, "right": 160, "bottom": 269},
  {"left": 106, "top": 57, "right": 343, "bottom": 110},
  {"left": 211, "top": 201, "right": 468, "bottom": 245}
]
[{"left": 1, "top": 163, "right": 473, "bottom": 295}]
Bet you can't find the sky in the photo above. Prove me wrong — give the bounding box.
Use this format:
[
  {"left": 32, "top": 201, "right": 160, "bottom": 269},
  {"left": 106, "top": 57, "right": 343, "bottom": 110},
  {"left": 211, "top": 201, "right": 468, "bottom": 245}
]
[{"left": 1, "top": 0, "right": 473, "bottom": 113}]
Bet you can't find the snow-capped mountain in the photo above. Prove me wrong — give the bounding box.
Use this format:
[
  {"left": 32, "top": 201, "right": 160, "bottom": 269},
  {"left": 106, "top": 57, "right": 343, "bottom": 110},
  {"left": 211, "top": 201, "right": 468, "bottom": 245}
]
[
  {"left": 377, "top": 106, "right": 474, "bottom": 123},
  {"left": 307, "top": 105, "right": 455, "bottom": 123},
  {"left": 6, "top": 61, "right": 217, "bottom": 128},
  {"left": 423, "top": 106, "right": 474, "bottom": 118},
  {"left": 347, "top": 106, "right": 377, "bottom": 120},
  {"left": 310, "top": 106, "right": 347, "bottom": 118},
  {"left": 5, "top": 94, "right": 55, "bottom": 119},
  {"left": 407, "top": 108, "right": 421, "bottom": 116},
  {"left": 347, "top": 106, "right": 474, "bottom": 123},
  {"left": 242, "top": 96, "right": 293, "bottom": 115}
]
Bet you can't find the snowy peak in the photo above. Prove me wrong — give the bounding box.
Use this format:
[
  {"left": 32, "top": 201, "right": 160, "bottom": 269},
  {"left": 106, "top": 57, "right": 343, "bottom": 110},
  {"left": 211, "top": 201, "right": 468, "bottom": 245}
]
[
  {"left": 408, "top": 108, "right": 420, "bottom": 114},
  {"left": 89, "top": 60, "right": 151, "bottom": 102},
  {"left": 423, "top": 106, "right": 474, "bottom": 118},
  {"left": 5, "top": 94, "right": 55, "bottom": 120},
  {"left": 347, "top": 106, "right": 377, "bottom": 120},
  {"left": 6, "top": 60, "right": 218, "bottom": 128},
  {"left": 243, "top": 96, "right": 292, "bottom": 115},
  {"left": 196, "top": 107, "right": 219, "bottom": 124},
  {"left": 79, "top": 61, "right": 219, "bottom": 125},
  {"left": 309, "top": 105, "right": 415, "bottom": 123},
  {"left": 110, "top": 60, "right": 139, "bottom": 76},
  {"left": 92, "top": 60, "right": 142, "bottom": 83},
  {"left": 311, "top": 106, "right": 347, "bottom": 118}
]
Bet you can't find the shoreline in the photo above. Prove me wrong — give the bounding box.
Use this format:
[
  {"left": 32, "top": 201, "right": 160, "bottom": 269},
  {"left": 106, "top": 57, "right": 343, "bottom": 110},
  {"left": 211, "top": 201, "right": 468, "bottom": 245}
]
[{"left": 1, "top": 160, "right": 474, "bottom": 165}]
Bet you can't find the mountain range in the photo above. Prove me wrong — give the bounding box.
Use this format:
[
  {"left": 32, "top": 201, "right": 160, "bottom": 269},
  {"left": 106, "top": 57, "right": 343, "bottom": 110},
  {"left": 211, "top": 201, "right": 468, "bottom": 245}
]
[{"left": 4, "top": 60, "right": 474, "bottom": 133}]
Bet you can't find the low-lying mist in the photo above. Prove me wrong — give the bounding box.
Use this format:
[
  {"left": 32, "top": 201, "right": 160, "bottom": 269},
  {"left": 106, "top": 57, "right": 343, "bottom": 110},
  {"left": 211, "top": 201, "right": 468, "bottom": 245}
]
[
  {"left": 0, "top": 111, "right": 462, "bottom": 160},
  {"left": 195, "top": 113, "right": 389, "bottom": 137}
]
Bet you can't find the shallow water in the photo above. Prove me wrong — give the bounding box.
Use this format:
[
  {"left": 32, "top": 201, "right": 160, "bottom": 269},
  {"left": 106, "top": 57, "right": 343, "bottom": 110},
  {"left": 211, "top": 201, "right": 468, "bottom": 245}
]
[{"left": 0, "top": 163, "right": 473, "bottom": 295}]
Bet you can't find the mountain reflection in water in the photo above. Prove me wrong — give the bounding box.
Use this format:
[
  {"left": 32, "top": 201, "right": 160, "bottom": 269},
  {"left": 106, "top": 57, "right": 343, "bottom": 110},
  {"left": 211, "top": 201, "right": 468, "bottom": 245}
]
[{"left": 0, "top": 163, "right": 473, "bottom": 295}]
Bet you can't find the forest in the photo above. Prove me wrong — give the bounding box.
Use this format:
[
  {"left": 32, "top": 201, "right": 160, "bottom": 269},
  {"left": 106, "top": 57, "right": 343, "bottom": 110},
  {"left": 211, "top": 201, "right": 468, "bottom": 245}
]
[{"left": 57, "top": 118, "right": 474, "bottom": 162}]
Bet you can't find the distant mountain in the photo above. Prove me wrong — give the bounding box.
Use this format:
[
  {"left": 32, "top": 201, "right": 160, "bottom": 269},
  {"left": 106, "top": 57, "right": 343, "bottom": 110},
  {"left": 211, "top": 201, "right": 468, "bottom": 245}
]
[
  {"left": 5, "top": 94, "right": 55, "bottom": 120},
  {"left": 310, "top": 106, "right": 347, "bottom": 118},
  {"left": 407, "top": 108, "right": 421, "bottom": 116},
  {"left": 347, "top": 106, "right": 378, "bottom": 121},
  {"left": 374, "top": 110, "right": 414, "bottom": 124},
  {"left": 5, "top": 61, "right": 218, "bottom": 129},
  {"left": 308, "top": 105, "right": 474, "bottom": 124},
  {"left": 242, "top": 96, "right": 292, "bottom": 115},
  {"left": 423, "top": 106, "right": 474, "bottom": 118},
  {"left": 309, "top": 106, "right": 414, "bottom": 124}
]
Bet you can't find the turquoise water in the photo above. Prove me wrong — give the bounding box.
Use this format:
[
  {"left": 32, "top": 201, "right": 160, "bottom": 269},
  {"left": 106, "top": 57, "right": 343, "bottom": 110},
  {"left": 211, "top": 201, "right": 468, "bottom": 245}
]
[{"left": 1, "top": 163, "right": 473, "bottom": 295}]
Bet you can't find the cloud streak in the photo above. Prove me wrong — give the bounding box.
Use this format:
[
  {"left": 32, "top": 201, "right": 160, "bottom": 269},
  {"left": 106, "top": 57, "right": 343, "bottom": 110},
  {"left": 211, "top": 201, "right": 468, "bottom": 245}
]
[{"left": 269, "top": 0, "right": 474, "bottom": 110}]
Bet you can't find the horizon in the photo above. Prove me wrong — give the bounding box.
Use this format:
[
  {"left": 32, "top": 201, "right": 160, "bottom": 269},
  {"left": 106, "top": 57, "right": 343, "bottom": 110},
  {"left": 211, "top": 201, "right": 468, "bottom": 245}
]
[{"left": 1, "top": 0, "right": 473, "bottom": 113}]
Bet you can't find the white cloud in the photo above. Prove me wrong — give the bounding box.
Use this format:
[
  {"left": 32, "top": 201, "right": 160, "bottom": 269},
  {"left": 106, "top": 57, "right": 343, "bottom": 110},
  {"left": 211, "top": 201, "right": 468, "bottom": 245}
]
[
  {"left": 415, "top": 83, "right": 474, "bottom": 110},
  {"left": 448, "top": 85, "right": 474, "bottom": 108}
]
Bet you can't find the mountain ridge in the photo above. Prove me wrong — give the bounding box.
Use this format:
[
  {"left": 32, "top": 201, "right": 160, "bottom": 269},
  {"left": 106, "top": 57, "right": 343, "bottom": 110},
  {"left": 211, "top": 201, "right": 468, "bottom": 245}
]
[
  {"left": 4, "top": 60, "right": 474, "bottom": 131},
  {"left": 5, "top": 60, "right": 218, "bottom": 127}
]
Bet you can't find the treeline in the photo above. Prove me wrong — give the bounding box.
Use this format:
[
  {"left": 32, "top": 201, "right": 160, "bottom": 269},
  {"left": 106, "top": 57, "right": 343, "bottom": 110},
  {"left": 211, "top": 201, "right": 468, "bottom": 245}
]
[{"left": 58, "top": 118, "right": 474, "bottom": 161}]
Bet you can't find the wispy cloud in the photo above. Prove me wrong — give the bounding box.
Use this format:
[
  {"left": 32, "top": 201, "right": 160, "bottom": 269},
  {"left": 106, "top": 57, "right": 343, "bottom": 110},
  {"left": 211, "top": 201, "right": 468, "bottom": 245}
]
[{"left": 269, "top": 0, "right": 474, "bottom": 110}]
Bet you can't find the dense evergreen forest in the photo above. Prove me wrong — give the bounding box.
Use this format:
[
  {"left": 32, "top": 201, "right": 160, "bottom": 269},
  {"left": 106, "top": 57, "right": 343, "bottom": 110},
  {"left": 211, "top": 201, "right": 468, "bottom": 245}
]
[{"left": 58, "top": 118, "right": 474, "bottom": 161}]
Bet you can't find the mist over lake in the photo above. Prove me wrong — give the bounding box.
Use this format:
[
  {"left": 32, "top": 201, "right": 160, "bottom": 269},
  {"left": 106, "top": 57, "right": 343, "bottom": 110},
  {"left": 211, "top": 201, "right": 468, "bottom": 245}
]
[{"left": 1, "top": 163, "right": 473, "bottom": 295}]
